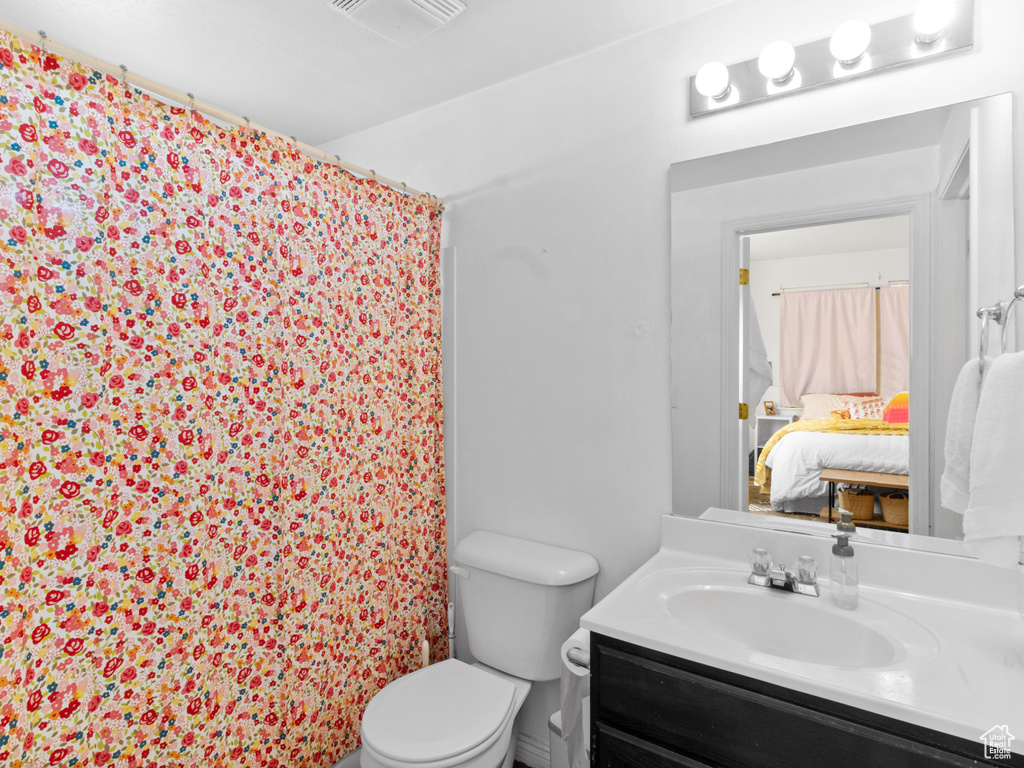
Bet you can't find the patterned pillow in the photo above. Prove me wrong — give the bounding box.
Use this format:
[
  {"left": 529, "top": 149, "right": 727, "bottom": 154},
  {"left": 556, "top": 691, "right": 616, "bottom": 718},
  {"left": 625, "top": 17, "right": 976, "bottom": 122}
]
[
  {"left": 848, "top": 397, "right": 886, "bottom": 420},
  {"left": 828, "top": 409, "right": 850, "bottom": 420},
  {"left": 800, "top": 393, "right": 879, "bottom": 420},
  {"left": 800, "top": 393, "right": 849, "bottom": 420},
  {"left": 883, "top": 392, "right": 910, "bottom": 423}
]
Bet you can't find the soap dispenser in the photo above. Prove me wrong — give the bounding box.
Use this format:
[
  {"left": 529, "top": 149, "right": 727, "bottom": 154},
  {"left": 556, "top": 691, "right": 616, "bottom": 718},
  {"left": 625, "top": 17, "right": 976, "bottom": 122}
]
[{"left": 830, "top": 534, "right": 858, "bottom": 609}]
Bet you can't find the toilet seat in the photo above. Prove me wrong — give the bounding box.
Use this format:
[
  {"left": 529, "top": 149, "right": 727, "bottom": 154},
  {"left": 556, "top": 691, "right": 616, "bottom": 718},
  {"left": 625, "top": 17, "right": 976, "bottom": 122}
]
[{"left": 361, "top": 659, "right": 518, "bottom": 768}]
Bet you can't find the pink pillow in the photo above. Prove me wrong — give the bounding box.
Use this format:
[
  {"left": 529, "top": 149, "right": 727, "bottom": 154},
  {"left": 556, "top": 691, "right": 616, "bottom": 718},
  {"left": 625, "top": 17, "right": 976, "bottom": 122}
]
[
  {"left": 848, "top": 397, "right": 886, "bottom": 420},
  {"left": 883, "top": 392, "right": 909, "bottom": 423}
]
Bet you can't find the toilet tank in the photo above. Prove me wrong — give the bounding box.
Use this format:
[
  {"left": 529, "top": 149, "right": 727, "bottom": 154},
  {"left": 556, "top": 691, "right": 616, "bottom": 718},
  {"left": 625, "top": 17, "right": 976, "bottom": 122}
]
[{"left": 453, "top": 531, "right": 599, "bottom": 681}]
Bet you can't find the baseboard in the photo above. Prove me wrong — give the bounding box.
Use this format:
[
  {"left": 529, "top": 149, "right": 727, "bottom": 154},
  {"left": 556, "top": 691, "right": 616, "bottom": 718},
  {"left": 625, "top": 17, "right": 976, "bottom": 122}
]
[{"left": 515, "top": 731, "right": 550, "bottom": 768}]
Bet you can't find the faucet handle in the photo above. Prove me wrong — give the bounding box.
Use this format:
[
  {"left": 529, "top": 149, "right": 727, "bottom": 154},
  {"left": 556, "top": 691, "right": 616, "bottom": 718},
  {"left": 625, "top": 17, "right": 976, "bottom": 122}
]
[
  {"left": 748, "top": 547, "right": 772, "bottom": 586},
  {"left": 796, "top": 555, "right": 817, "bottom": 585},
  {"left": 793, "top": 555, "right": 820, "bottom": 597},
  {"left": 749, "top": 547, "right": 772, "bottom": 576}
]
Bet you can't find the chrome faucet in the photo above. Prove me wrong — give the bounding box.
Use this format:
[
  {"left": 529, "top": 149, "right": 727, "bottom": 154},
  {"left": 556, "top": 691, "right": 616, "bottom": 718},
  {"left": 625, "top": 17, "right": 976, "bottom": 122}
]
[{"left": 748, "top": 548, "right": 819, "bottom": 597}]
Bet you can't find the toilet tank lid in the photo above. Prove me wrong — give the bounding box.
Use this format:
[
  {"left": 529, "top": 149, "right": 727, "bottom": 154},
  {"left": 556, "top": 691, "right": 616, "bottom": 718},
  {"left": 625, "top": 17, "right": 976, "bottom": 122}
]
[{"left": 454, "top": 531, "right": 599, "bottom": 586}]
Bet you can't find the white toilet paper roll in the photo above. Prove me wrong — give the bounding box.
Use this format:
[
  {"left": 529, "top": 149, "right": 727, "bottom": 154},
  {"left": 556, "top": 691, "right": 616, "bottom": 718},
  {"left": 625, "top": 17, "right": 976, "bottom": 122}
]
[{"left": 559, "top": 628, "right": 590, "bottom": 768}]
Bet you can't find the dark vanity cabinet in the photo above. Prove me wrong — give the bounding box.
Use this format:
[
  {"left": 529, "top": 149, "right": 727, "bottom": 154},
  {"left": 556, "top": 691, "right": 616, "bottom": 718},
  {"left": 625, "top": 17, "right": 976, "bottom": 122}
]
[{"left": 590, "top": 633, "right": 1023, "bottom": 768}]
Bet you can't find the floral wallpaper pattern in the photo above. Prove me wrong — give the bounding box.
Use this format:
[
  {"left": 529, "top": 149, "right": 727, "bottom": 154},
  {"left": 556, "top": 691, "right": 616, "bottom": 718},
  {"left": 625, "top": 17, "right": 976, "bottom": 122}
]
[{"left": 0, "top": 29, "right": 447, "bottom": 768}]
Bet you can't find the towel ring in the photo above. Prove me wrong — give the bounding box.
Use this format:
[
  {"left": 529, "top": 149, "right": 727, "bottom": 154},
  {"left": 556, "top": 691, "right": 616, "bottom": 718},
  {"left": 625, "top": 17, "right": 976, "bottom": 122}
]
[
  {"left": 977, "top": 286, "right": 1024, "bottom": 374},
  {"left": 1000, "top": 286, "right": 1024, "bottom": 354},
  {"left": 977, "top": 303, "right": 1004, "bottom": 374}
]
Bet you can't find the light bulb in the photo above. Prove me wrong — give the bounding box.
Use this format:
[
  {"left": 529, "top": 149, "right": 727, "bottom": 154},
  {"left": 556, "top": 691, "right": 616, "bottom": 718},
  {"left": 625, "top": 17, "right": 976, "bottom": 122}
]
[
  {"left": 695, "top": 61, "right": 731, "bottom": 99},
  {"left": 758, "top": 40, "right": 796, "bottom": 84},
  {"left": 830, "top": 19, "right": 872, "bottom": 65},
  {"left": 914, "top": 0, "right": 954, "bottom": 44}
]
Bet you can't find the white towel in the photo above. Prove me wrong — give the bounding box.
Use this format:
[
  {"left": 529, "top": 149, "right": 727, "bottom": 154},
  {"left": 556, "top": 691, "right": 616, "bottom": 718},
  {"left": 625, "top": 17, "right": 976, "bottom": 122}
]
[
  {"left": 940, "top": 357, "right": 991, "bottom": 513},
  {"left": 962, "top": 351, "right": 1024, "bottom": 567}
]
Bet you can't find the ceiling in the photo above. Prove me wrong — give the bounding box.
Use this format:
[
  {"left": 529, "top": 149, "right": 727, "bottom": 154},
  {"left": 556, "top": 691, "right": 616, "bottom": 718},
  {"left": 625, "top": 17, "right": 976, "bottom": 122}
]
[
  {"left": 749, "top": 216, "right": 910, "bottom": 262},
  {"left": 0, "top": 0, "right": 734, "bottom": 146}
]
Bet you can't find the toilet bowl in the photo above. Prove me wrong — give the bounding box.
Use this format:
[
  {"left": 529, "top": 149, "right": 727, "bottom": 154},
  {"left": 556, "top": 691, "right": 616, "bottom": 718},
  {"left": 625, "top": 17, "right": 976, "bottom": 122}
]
[
  {"left": 360, "top": 659, "right": 531, "bottom": 768},
  {"left": 360, "top": 531, "right": 599, "bottom": 768}
]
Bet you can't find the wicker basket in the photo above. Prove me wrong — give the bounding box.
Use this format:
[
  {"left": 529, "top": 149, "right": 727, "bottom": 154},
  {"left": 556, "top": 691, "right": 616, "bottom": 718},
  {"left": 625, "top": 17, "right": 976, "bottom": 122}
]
[
  {"left": 880, "top": 491, "right": 909, "bottom": 526},
  {"left": 838, "top": 487, "right": 875, "bottom": 520}
]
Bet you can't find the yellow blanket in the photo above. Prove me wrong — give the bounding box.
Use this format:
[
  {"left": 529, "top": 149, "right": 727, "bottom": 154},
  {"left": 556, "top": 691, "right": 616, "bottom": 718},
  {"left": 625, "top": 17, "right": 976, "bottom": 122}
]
[{"left": 754, "top": 418, "right": 910, "bottom": 491}]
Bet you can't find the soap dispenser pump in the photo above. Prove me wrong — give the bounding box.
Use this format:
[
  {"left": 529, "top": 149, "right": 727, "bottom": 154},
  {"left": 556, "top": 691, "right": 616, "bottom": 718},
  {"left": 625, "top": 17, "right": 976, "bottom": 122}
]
[
  {"left": 830, "top": 533, "right": 858, "bottom": 610},
  {"left": 836, "top": 509, "right": 856, "bottom": 534}
]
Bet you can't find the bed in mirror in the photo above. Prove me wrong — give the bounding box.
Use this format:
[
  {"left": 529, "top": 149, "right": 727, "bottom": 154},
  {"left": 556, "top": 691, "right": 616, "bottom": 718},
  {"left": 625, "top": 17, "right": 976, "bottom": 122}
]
[{"left": 669, "top": 93, "right": 1017, "bottom": 545}]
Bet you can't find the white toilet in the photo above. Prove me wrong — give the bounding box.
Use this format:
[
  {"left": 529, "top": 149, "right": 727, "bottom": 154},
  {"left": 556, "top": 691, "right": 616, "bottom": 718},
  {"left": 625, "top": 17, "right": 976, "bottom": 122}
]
[{"left": 360, "top": 530, "right": 599, "bottom": 768}]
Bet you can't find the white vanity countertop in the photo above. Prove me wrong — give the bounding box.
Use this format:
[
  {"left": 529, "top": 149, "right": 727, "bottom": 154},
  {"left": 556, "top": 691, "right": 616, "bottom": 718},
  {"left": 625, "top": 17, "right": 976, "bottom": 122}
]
[{"left": 581, "top": 514, "right": 1024, "bottom": 754}]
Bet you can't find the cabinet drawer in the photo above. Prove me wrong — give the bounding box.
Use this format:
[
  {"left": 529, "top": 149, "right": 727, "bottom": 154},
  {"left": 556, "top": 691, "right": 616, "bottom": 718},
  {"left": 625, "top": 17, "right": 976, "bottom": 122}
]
[
  {"left": 593, "top": 642, "right": 986, "bottom": 768},
  {"left": 595, "top": 723, "right": 713, "bottom": 768}
]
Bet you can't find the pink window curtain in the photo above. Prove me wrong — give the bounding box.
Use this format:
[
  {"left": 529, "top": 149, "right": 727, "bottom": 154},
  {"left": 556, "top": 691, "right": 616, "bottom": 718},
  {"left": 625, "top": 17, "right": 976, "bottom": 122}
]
[
  {"left": 879, "top": 285, "right": 910, "bottom": 401},
  {"left": 779, "top": 288, "right": 876, "bottom": 407},
  {"left": 0, "top": 29, "right": 446, "bottom": 768}
]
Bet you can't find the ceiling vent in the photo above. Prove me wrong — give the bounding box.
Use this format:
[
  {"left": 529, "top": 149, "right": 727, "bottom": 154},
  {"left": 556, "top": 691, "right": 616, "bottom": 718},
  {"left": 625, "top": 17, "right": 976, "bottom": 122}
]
[{"left": 329, "top": 0, "right": 467, "bottom": 48}]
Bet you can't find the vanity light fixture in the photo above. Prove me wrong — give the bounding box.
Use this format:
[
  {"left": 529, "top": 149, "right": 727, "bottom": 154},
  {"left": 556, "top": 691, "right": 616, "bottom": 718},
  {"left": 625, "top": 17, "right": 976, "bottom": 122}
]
[{"left": 689, "top": 0, "right": 972, "bottom": 117}]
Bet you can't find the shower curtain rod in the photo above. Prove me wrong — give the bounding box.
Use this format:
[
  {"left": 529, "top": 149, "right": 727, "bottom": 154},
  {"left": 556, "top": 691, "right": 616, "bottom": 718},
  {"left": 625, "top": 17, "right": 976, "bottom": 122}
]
[
  {"left": 0, "top": 19, "right": 438, "bottom": 203},
  {"left": 771, "top": 280, "right": 908, "bottom": 297}
]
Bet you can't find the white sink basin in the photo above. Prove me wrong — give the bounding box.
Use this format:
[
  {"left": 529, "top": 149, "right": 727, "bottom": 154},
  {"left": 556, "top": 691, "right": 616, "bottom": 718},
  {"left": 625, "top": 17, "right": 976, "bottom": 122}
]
[
  {"left": 665, "top": 588, "right": 896, "bottom": 667},
  {"left": 640, "top": 568, "right": 939, "bottom": 669}
]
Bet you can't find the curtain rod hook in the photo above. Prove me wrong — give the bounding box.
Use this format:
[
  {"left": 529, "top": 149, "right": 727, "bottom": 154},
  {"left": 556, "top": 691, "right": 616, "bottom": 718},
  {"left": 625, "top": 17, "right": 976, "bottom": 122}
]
[
  {"left": 369, "top": 169, "right": 376, "bottom": 180},
  {"left": 243, "top": 115, "right": 250, "bottom": 130},
  {"left": 119, "top": 64, "right": 128, "bottom": 86},
  {"left": 38, "top": 30, "right": 47, "bottom": 54},
  {"left": 187, "top": 92, "right": 195, "bottom": 115}
]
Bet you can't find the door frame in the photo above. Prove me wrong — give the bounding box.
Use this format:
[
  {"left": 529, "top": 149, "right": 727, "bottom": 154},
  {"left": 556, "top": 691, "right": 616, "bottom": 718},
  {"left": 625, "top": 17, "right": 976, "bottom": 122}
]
[{"left": 719, "top": 195, "right": 932, "bottom": 535}]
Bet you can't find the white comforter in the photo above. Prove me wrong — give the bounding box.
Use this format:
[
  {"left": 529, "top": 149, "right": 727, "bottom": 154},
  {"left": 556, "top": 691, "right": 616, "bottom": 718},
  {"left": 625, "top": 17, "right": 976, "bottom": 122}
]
[{"left": 764, "top": 431, "right": 910, "bottom": 506}]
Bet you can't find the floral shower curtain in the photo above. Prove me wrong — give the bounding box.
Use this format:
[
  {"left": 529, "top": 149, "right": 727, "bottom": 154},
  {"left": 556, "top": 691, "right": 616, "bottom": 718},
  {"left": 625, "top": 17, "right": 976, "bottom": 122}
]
[{"left": 0, "top": 29, "right": 447, "bottom": 768}]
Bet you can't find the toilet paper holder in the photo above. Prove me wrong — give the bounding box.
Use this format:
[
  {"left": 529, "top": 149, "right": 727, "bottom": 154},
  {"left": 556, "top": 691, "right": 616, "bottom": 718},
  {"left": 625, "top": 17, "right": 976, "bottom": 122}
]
[{"left": 565, "top": 647, "right": 590, "bottom": 669}]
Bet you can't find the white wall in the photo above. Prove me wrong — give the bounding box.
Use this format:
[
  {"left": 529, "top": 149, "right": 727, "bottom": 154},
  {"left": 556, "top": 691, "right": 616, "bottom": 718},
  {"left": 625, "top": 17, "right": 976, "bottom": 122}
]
[{"left": 320, "top": 0, "right": 1024, "bottom": 757}]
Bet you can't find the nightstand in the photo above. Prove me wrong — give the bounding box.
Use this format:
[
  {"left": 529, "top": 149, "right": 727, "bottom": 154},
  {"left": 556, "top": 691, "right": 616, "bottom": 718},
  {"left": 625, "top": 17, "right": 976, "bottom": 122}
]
[{"left": 755, "top": 413, "right": 797, "bottom": 454}]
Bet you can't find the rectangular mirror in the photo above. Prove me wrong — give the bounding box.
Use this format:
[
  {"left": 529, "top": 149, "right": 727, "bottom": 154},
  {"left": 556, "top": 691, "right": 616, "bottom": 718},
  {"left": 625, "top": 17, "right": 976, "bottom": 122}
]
[{"left": 669, "top": 94, "right": 1016, "bottom": 546}]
